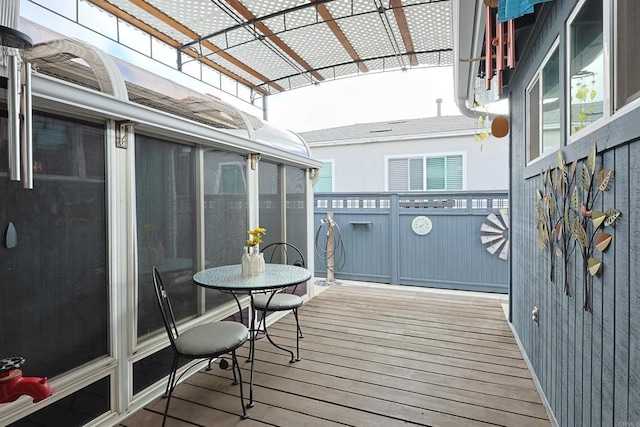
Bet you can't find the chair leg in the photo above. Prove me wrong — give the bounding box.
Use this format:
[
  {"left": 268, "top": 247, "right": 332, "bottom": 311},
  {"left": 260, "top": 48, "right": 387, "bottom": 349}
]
[
  {"left": 293, "top": 308, "right": 302, "bottom": 361},
  {"left": 162, "top": 355, "right": 179, "bottom": 427},
  {"left": 262, "top": 308, "right": 297, "bottom": 363},
  {"left": 294, "top": 308, "right": 304, "bottom": 339},
  {"left": 232, "top": 350, "right": 250, "bottom": 419},
  {"left": 231, "top": 356, "right": 238, "bottom": 384},
  {"left": 163, "top": 355, "right": 178, "bottom": 398}
]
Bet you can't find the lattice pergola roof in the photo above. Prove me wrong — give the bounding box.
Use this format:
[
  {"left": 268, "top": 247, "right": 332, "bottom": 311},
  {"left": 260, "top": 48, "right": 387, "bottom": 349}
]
[{"left": 86, "top": 0, "right": 453, "bottom": 95}]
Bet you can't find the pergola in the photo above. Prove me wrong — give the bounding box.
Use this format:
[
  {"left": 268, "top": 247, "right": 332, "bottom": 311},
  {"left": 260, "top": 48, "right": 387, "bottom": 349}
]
[{"left": 83, "top": 0, "right": 454, "bottom": 97}]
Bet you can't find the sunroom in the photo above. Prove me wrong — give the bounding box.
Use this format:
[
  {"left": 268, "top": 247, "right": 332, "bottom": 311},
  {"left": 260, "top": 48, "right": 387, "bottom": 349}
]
[{"left": 0, "top": 15, "right": 323, "bottom": 425}]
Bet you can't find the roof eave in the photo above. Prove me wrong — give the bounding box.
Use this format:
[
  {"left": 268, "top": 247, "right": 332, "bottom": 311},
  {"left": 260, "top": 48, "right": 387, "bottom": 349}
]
[{"left": 306, "top": 129, "right": 476, "bottom": 147}]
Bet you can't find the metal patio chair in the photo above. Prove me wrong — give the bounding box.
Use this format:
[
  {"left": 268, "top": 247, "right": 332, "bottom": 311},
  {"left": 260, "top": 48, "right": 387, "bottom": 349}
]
[
  {"left": 152, "top": 267, "right": 249, "bottom": 425},
  {"left": 254, "top": 242, "right": 306, "bottom": 362}
]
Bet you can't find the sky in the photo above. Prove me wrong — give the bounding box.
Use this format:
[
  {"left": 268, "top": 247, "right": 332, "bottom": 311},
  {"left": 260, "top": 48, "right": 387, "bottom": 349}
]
[{"left": 266, "top": 66, "right": 461, "bottom": 133}]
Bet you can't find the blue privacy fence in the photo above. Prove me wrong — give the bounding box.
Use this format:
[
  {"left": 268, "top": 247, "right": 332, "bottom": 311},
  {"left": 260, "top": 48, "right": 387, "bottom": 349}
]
[{"left": 313, "top": 191, "right": 509, "bottom": 293}]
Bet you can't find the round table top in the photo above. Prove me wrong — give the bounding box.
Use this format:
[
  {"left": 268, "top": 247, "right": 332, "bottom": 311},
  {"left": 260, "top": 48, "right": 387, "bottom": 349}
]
[{"left": 193, "top": 264, "right": 311, "bottom": 292}]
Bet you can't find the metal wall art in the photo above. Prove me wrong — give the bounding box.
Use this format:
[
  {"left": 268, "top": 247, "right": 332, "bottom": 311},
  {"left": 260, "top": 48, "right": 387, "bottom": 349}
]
[
  {"left": 536, "top": 143, "right": 620, "bottom": 311},
  {"left": 480, "top": 208, "right": 510, "bottom": 261}
]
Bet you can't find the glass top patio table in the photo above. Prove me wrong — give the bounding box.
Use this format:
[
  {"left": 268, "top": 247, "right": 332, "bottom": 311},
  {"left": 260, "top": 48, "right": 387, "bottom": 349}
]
[
  {"left": 192, "top": 263, "right": 311, "bottom": 408},
  {"left": 192, "top": 264, "right": 311, "bottom": 292}
]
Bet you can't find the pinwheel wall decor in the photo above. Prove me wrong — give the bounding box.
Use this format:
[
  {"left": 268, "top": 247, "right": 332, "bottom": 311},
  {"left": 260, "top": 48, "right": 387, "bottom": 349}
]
[{"left": 481, "top": 208, "right": 509, "bottom": 261}]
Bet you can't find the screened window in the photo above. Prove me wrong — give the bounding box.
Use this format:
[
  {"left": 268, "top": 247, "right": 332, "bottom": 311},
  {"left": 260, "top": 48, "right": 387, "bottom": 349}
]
[
  {"left": 616, "top": 2, "right": 640, "bottom": 109},
  {"left": 135, "top": 136, "right": 197, "bottom": 339},
  {"left": 259, "top": 161, "right": 282, "bottom": 248},
  {"left": 569, "top": 0, "right": 603, "bottom": 135},
  {"left": 203, "top": 149, "right": 247, "bottom": 310},
  {"left": 285, "top": 165, "right": 308, "bottom": 283},
  {"left": 0, "top": 113, "right": 108, "bottom": 378},
  {"left": 313, "top": 161, "right": 333, "bottom": 192},
  {"left": 284, "top": 166, "right": 309, "bottom": 263},
  {"left": 527, "top": 44, "right": 560, "bottom": 162},
  {"left": 388, "top": 155, "right": 463, "bottom": 191}
]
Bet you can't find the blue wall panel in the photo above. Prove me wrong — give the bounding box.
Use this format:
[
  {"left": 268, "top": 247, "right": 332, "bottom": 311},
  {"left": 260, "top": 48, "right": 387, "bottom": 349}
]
[{"left": 507, "top": 1, "right": 640, "bottom": 424}]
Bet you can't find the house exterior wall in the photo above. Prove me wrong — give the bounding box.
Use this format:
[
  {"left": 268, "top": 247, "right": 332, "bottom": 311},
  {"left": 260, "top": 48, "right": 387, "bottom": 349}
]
[
  {"left": 508, "top": 1, "right": 640, "bottom": 425},
  {"left": 309, "top": 132, "right": 508, "bottom": 192}
]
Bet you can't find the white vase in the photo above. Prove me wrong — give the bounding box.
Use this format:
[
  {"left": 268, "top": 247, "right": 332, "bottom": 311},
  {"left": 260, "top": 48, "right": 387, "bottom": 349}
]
[{"left": 242, "top": 247, "right": 265, "bottom": 277}]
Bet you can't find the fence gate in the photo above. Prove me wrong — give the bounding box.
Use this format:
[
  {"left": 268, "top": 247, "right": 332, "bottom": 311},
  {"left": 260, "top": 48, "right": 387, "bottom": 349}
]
[{"left": 313, "top": 191, "right": 509, "bottom": 293}]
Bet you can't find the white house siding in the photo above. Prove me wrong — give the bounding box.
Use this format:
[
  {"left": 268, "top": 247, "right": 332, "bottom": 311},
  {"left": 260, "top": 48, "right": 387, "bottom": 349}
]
[{"left": 302, "top": 116, "right": 509, "bottom": 192}]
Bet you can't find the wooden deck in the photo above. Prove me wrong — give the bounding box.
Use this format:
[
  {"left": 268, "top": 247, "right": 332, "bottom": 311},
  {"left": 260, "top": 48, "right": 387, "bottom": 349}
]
[{"left": 120, "top": 284, "right": 550, "bottom": 426}]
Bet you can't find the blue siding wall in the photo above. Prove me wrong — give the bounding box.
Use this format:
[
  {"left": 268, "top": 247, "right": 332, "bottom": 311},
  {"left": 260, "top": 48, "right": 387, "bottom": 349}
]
[{"left": 509, "top": 1, "right": 640, "bottom": 424}]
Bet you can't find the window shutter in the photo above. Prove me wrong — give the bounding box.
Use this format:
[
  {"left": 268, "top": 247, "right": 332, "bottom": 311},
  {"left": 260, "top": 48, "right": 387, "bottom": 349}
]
[
  {"left": 445, "top": 155, "right": 463, "bottom": 190},
  {"left": 426, "top": 157, "right": 445, "bottom": 190},
  {"left": 409, "top": 158, "right": 424, "bottom": 190},
  {"left": 388, "top": 158, "right": 408, "bottom": 191}
]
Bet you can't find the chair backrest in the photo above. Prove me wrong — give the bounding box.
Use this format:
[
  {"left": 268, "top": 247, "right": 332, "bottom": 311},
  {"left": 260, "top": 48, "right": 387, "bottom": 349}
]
[
  {"left": 260, "top": 242, "right": 305, "bottom": 268},
  {"left": 152, "top": 267, "right": 180, "bottom": 349}
]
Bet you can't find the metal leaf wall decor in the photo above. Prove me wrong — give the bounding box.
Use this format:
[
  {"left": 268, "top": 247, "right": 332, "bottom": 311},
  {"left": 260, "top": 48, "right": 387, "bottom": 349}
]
[
  {"left": 570, "top": 143, "right": 620, "bottom": 311},
  {"left": 535, "top": 150, "right": 578, "bottom": 295},
  {"left": 535, "top": 142, "right": 621, "bottom": 310},
  {"left": 535, "top": 166, "right": 558, "bottom": 284}
]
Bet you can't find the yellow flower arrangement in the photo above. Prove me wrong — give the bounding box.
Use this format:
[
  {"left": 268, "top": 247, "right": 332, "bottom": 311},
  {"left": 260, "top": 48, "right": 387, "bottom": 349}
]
[{"left": 246, "top": 227, "right": 266, "bottom": 247}]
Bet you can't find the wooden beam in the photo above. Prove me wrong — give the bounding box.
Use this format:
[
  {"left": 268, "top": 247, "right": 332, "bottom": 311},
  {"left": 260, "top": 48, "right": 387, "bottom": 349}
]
[
  {"left": 225, "top": 0, "right": 325, "bottom": 82},
  {"left": 311, "top": 0, "right": 369, "bottom": 73},
  {"left": 390, "top": 0, "right": 418, "bottom": 66}
]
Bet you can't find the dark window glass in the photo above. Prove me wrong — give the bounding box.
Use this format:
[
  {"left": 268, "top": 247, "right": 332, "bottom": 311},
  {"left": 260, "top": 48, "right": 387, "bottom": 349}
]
[
  {"left": 136, "top": 135, "right": 196, "bottom": 339},
  {"left": 0, "top": 112, "right": 108, "bottom": 378},
  {"left": 616, "top": 1, "right": 640, "bottom": 109},
  {"left": 9, "top": 377, "right": 110, "bottom": 427},
  {"left": 133, "top": 346, "right": 189, "bottom": 395}
]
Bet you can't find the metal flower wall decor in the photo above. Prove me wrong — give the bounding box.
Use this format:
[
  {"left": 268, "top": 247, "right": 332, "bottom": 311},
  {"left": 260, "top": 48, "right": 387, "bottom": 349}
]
[{"left": 535, "top": 143, "right": 620, "bottom": 311}]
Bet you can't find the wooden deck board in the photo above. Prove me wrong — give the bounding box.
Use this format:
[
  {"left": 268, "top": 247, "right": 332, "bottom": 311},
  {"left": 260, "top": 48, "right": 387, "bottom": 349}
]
[{"left": 120, "top": 285, "right": 550, "bottom": 426}]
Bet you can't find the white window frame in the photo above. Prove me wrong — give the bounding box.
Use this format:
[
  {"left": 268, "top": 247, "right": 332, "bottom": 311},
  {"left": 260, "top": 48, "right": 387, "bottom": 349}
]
[
  {"left": 384, "top": 152, "right": 466, "bottom": 191},
  {"left": 526, "top": 38, "right": 561, "bottom": 164}
]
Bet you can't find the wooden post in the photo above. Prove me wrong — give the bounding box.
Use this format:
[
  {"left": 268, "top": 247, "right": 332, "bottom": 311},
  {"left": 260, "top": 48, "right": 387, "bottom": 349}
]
[{"left": 326, "top": 212, "right": 335, "bottom": 284}]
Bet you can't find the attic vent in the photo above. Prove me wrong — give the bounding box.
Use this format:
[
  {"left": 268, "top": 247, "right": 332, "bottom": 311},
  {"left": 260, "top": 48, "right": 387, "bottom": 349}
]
[
  {"left": 370, "top": 129, "right": 392, "bottom": 133},
  {"left": 388, "top": 120, "right": 407, "bottom": 124}
]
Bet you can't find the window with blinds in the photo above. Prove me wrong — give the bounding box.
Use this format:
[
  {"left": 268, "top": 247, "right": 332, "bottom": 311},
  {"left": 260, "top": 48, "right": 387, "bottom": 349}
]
[{"left": 388, "top": 155, "right": 462, "bottom": 191}]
